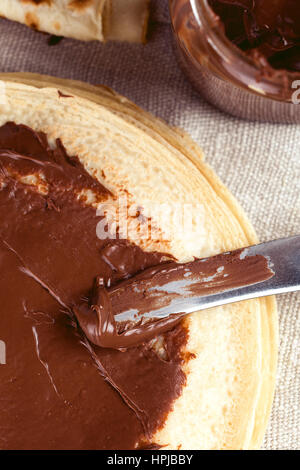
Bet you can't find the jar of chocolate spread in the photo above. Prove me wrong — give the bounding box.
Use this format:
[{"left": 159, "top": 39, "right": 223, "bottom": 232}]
[{"left": 169, "top": 0, "right": 300, "bottom": 123}]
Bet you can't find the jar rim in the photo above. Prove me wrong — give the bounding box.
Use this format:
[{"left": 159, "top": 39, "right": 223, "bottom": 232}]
[{"left": 170, "top": 0, "right": 300, "bottom": 102}]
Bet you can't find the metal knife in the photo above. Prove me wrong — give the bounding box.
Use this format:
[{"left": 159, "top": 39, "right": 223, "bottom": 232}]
[{"left": 75, "top": 235, "right": 300, "bottom": 348}]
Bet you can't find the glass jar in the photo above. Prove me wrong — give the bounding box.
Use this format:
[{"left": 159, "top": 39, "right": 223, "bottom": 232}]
[{"left": 169, "top": 0, "right": 300, "bottom": 123}]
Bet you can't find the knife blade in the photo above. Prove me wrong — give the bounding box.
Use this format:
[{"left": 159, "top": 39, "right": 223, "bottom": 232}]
[{"left": 74, "top": 235, "right": 300, "bottom": 349}]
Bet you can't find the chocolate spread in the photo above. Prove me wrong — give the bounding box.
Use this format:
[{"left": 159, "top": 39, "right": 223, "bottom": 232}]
[
  {"left": 75, "top": 249, "right": 273, "bottom": 349},
  {"left": 0, "top": 122, "right": 187, "bottom": 450},
  {"left": 209, "top": 0, "right": 300, "bottom": 71}
]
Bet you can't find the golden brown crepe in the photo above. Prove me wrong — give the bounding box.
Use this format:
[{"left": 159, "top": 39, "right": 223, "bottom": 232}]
[
  {"left": 0, "top": 73, "right": 278, "bottom": 449},
  {"left": 0, "top": 0, "right": 149, "bottom": 43}
]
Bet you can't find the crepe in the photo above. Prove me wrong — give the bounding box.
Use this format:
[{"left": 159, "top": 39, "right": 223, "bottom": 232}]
[
  {"left": 0, "top": 0, "right": 149, "bottom": 43},
  {"left": 0, "top": 73, "right": 278, "bottom": 450}
]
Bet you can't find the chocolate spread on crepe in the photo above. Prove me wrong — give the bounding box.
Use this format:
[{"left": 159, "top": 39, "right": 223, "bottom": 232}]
[
  {"left": 0, "top": 122, "right": 186, "bottom": 450},
  {"left": 0, "top": 122, "right": 272, "bottom": 449},
  {"left": 209, "top": 0, "right": 300, "bottom": 71}
]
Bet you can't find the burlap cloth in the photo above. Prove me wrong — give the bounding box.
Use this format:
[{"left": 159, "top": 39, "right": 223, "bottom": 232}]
[{"left": 0, "top": 0, "right": 298, "bottom": 451}]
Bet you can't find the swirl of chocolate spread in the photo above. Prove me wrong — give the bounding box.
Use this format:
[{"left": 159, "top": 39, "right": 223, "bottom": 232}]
[
  {"left": 209, "top": 0, "right": 300, "bottom": 71},
  {"left": 0, "top": 122, "right": 188, "bottom": 450}
]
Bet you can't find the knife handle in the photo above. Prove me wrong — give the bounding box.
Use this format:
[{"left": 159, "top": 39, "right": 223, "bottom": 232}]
[{"left": 197, "top": 235, "right": 300, "bottom": 313}]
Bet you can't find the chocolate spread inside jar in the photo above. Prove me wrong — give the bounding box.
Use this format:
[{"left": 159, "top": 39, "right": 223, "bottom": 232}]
[
  {"left": 209, "top": 0, "right": 300, "bottom": 71},
  {"left": 0, "top": 122, "right": 188, "bottom": 450},
  {"left": 170, "top": 0, "right": 300, "bottom": 123}
]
